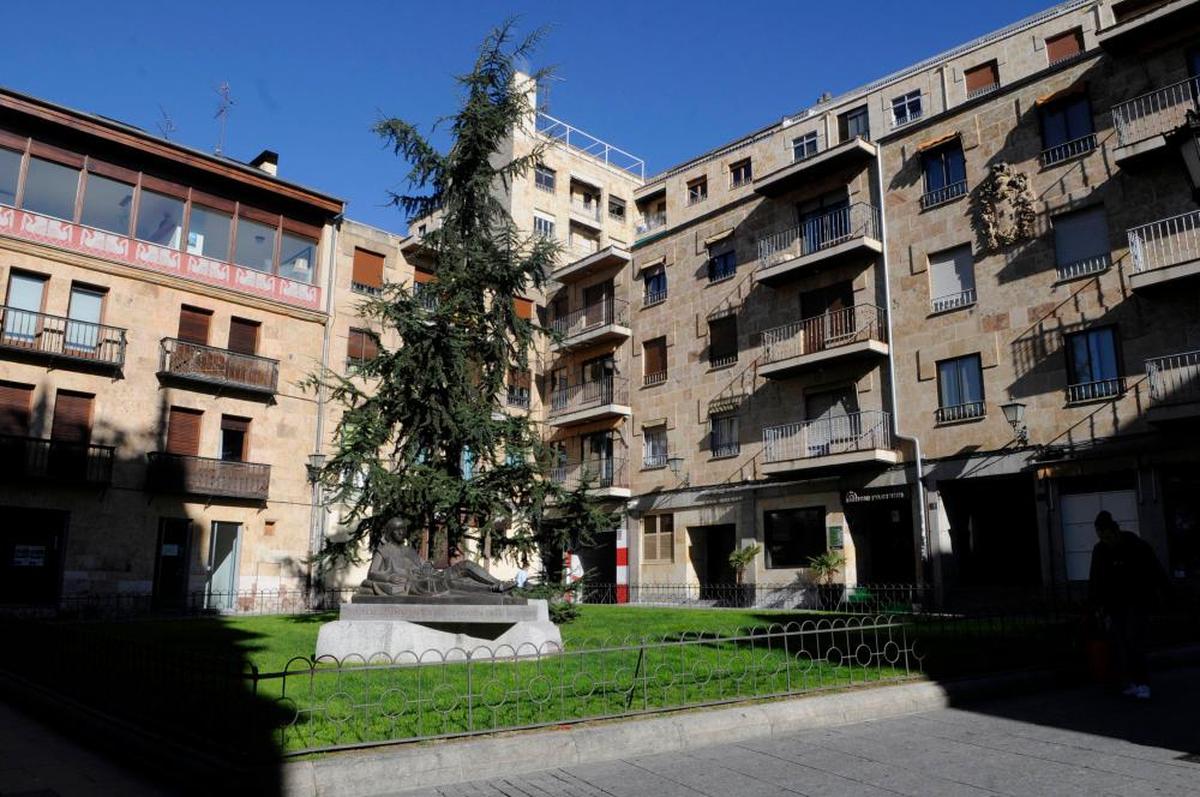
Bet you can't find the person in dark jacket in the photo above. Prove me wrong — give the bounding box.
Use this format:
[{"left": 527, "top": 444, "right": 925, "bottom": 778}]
[{"left": 1088, "top": 510, "right": 1169, "bottom": 699}]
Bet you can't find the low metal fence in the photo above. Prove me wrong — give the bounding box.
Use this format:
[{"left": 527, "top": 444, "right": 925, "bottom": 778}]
[{"left": 4, "top": 588, "right": 357, "bottom": 619}]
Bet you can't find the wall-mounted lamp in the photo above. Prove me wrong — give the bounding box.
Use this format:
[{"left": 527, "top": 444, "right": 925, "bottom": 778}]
[
  {"left": 306, "top": 453, "right": 326, "bottom": 485},
  {"left": 666, "top": 455, "right": 689, "bottom": 488},
  {"left": 999, "top": 401, "right": 1028, "bottom": 446}
]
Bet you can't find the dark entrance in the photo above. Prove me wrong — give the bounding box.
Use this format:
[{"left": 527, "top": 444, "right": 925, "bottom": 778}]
[
  {"left": 573, "top": 528, "right": 616, "bottom": 603},
  {"left": 939, "top": 473, "right": 1041, "bottom": 588},
  {"left": 152, "top": 518, "right": 192, "bottom": 610},
  {"left": 688, "top": 524, "right": 736, "bottom": 599},
  {"left": 0, "top": 507, "right": 67, "bottom": 605},
  {"left": 1163, "top": 467, "right": 1200, "bottom": 580},
  {"left": 843, "top": 490, "right": 915, "bottom": 583}
]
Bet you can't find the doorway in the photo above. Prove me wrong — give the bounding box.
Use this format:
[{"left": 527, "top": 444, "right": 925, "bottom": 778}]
[
  {"left": 805, "top": 387, "right": 859, "bottom": 456},
  {"left": 205, "top": 521, "right": 241, "bottom": 610},
  {"left": 940, "top": 473, "right": 1041, "bottom": 588},
  {"left": 800, "top": 282, "right": 856, "bottom": 350},
  {"left": 688, "top": 524, "right": 736, "bottom": 599},
  {"left": 844, "top": 498, "right": 915, "bottom": 584},
  {"left": 153, "top": 518, "right": 192, "bottom": 610},
  {"left": 0, "top": 507, "right": 66, "bottom": 605}
]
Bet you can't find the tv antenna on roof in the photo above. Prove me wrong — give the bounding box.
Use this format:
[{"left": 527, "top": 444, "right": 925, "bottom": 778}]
[
  {"left": 156, "top": 104, "right": 177, "bottom": 141},
  {"left": 213, "top": 82, "right": 235, "bottom": 156},
  {"left": 537, "top": 75, "right": 564, "bottom": 115}
]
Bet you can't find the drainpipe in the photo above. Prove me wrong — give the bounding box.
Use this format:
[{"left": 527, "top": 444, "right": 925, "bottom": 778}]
[
  {"left": 309, "top": 213, "right": 342, "bottom": 597},
  {"left": 872, "top": 154, "right": 933, "bottom": 600}
]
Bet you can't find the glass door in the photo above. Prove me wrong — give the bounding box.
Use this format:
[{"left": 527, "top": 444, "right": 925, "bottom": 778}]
[
  {"left": 65, "top": 286, "right": 104, "bottom": 355},
  {"left": 205, "top": 522, "right": 241, "bottom": 611}
]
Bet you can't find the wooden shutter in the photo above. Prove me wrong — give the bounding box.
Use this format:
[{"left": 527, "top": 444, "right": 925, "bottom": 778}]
[
  {"left": 964, "top": 62, "right": 999, "bottom": 94},
  {"left": 166, "top": 407, "right": 202, "bottom": 456},
  {"left": 178, "top": 306, "right": 212, "bottom": 344},
  {"left": 642, "top": 517, "right": 658, "bottom": 561},
  {"left": 0, "top": 381, "right": 33, "bottom": 435},
  {"left": 352, "top": 248, "right": 385, "bottom": 289},
  {"left": 413, "top": 268, "right": 435, "bottom": 284},
  {"left": 1046, "top": 29, "right": 1083, "bottom": 64},
  {"left": 514, "top": 297, "right": 533, "bottom": 320},
  {"left": 348, "top": 328, "right": 365, "bottom": 361},
  {"left": 228, "top": 317, "right": 259, "bottom": 354},
  {"left": 50, "top": 391, "right": 93, "bottom": 443},
  {"left": 644, "top": 338, "right": 666, "bottom": 376}
]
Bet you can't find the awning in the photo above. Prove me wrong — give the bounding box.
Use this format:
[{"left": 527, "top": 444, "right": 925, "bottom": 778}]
[
  {"left": 708, "top": 394, "right": 745, "bottom": 414},
  {"left": 1036, "top": 82, "right": 1087, "bottom": 106},
  {"left": 636, "top": 255, "right": 666, "bottom": 272},
  {"left": 916, "top": 131, "right": 960, "bottom": 153},
  {"left": 704, "top": 228, "right": 735, "bottom": 247}
]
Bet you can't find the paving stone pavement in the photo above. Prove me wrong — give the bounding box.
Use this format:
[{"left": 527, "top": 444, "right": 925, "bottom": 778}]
[{"left": 397, "top": 667, "right": 1200, "bottom": 797}]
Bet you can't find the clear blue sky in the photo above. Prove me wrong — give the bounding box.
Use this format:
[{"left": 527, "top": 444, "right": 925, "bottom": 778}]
[{"left": 2, "top": 0, "right": 1057, "bottom": 232}]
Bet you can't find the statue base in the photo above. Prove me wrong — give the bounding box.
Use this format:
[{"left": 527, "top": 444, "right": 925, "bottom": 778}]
[{"left": 314, "top": 598, "right": 563, "bottom": 662}]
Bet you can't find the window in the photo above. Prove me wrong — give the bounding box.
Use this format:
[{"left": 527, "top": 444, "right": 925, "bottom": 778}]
[
  {"left": 347, "top": 328, "right": 378, "bottom": 367},
  {"left": 792, "top": 132, "right": 819, "bottom": 162},
  {"left": 220, "top": 416, "right": 249, "bottom": 462},
  {"left": 22, "top": 157, "right": 80, "bottom": 221},
  {"left": 80, "top": 173, "right": 133, "bottom": 235},
  {"left": 1053, "top": 206, "right": 1111, "bottom": 279},
  {"left": 709, "top": 411, "right": 739, "bottom": 457},
  {"left": 921, "top": 140, "right": 967, "bottom": 208},
  {"left": 643, "top": 337, "right": 667, "bottom": 386},
  {"left": 187, "top": 205, "right": 232, "bottom": 261},
  {"left": 729, "top": 159, "right": 752, "bottom": 188},
  {"left": 891, "top": 90, "right": 922, "bottom": 127},
  {"left": 707, "top": 249, "right": 736, "bottom": 283},
  {"left": 1066, "top": 327, "right": 1123, "bottom": 402},
  {"left": 65, "top": 285, "right": 105, "bottom": 354},
  {"left": 936, "top": 355, "right": 985, "bottom": 423},
  {"left": 227, "top": 317, "right": 260, "bottom": 355},
  {"left": 535, "top": 164, "right": 556, "bottom": 193},
  {"left": 1040, "top": 93, "right": 1095, "bottom": 165},
  {"left": 643, "top": 425, "right": 667, "bottom": 468},
  {"left": 506, "top": 369, "right": 531, "bottom": 408},
  {"left": 687, "top": 176, "right": 708, "bottom": 205},
  {"left": 608, "top": 196, "right": 626, "bottom": 221},
  {"left": 964, "top": 61, "right": 1000, "bottom": 99},
  {"left": 642, "top": 514, "right": 674, "bottom": 562},
  {"left": 644, "top": 265, "right": 667, "bottom": 306},
  {"left": 764, "top": 507, "right": 826, "bottom": 569},
  {"left": 3, "top": 272, "right": 46, "bottom": 342},
  {"left": 0, "top": 381, "right": 34, "bottom": 435},
  {"left": 533, "top": 214, "right": 555, "bottom": 239},
  {"left": 279, "top": 231, "right": 316, "bottom": 284},
  {"left": 928, "top": 245, "right": 976, "bottom": 312},
  {"left": 234, "top": 216, "right": 277, "bottom": 273},
  {"left": 0, "top": 147, "right": 20, "bottom": 206},
  {"left": 135, "top": 189, "right": 184, "bottom": 249},
  {"left": 351, "top": 248, "right": 385, "bottom": 295},
  {"left": 1046, "top": 28, "right": 1083, "bottom": 66},
  {"left": 165, "top": 407, "right": 202, "bottom": 456},
  {"left": 709, "top": 315, "right": 738, "bottom": 367},
  {"left": 838, "top": 106, "right": 870, "bottom": 142},
  {"left": 177, "top": 305, "right": 212, "bottom": 345}
]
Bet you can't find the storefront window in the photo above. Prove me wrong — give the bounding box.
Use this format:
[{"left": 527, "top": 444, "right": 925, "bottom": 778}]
[{"left": 764, "top": 507, "right": 826, "bottom": 568}]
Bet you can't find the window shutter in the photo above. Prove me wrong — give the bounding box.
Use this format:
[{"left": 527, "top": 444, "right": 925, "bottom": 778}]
[
  {"left": 0, "top": 381, "right": 33, "bottom": 435},
  {"left": 642, "top": 517, "right": 657, "bottom": 561},
  {"left": 347, "top": 329, "right": 365, "bottom": 362},
  {"left": 929, "top": 245, "right": 975, "bottom": 298},
  {"left": 352, "top": 248, "right": 385, "bottom": 289},
  {"left": 227, "top": 317, "right": 259, "bottom": 354},
  {"left": 166, "top": 407, "right": 202, "bottom": 456},
  {"left": 220, "top": 415, "right": 250, "bottom": 433},
  {"left": 413, "top": 268, "right": 435, "bottom": 285},
  {"left": 50, "top": 390, "right": 93, "bottom": 443},
  {"left": 514, "top": 297, "right": 533, "bottom": 320},
  {"left": 644, "top": 338, "right": 667, "bottom": 375},
  {"left": 178, "top": 306, "right": 212, "bottom": 345},
  {"left": 964, "top": 62, "right": 999, "bottom": 94},
  {"left": 1046, "top": 29, "right": 1083, "bottom": 63},
  {"left": 1054, "top": 207, "right": 1110, "bottom": 267}
]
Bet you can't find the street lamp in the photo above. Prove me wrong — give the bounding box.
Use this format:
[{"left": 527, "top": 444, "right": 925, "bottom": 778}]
[
  {"left": 305, "top": 452, "right": 326, "bottom": 484},
  {"left": 666, "top": 455, "right": 689, "bottom": 487},
  {"left": 999, "top": 401, "right": 1028, "bottom": 446}
]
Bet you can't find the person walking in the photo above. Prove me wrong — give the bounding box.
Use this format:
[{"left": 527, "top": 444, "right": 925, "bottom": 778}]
[{"left": 1088, "top": 510, "right": 1169, "bottom": 699}]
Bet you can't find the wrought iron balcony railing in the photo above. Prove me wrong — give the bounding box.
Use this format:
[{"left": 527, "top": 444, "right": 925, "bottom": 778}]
[
  {"left": 920, "top": 179, "right": 968, "bottom": 210},
  {"left": 1128, "top": 209, "right": 1200, "bottom": 274},
  {"left": 549, "top": 375, "right": 630, "bottom": 417},
  {"left": 930, "top": 288, "right": 977, "bottom": 314},
  {"left": 1112, "top": 76, "right": 1200, "bottom": 148},
  {"left": 760, "top": 305, "right": 886, "bottom": 366},
  {"left": 756, "top": 203, "right": 880, "bottom": 270},
  {"left": 505, "top": 386, "right": 531, "bottom": 409},
  {"left": 934, "top": 401, "right": 987, "bottom": 424},
  {"left": 159, "top": 338, "right": 279, "bottom": 395},
  {"left": 549, "top": 457, "right": 628, "bottom": 492},
  {"left": 551, "top": 297, "right": 629, "bottom": 342},
  {"left": 1040, "top": 133, "right": 1097, "bottom": 167},
  {"left": 146, "top": 452, "right": 270, "bottom": 501},
  {"left": 0, "top": 435, "right": 114, "bottom": 484},
  {"left": 0, "top": 306, "right": 126, "bottom": 368},
  {"left": 1146, "top": 350, "right": 1200, "bottom": 406},
  {"left": 1066, "top": 377, "right": 1125, "bottom": 404},
  {"left": 763, "top": 410, "right": 892, "bottom": 463}
]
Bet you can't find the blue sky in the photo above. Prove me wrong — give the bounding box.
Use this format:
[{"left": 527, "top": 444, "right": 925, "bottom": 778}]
[{"left": 2, "top": 0, "right": 1058, "bottom": 232}]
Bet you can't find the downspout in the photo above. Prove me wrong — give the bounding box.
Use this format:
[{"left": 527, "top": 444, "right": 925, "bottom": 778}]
[
  {"left": 309, "top": 213, "right": 342, "bottom": 594},
  {"left": 872, "top": 153, "right": 932, "bottom": 596}
]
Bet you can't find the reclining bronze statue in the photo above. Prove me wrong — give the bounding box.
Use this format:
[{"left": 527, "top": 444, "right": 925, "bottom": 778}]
[{"left": 355, "top": 520, "right": 516, "bottom": 600}]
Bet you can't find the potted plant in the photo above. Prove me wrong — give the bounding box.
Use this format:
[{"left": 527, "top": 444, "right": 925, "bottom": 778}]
[
  {"left": 727, "top": 543, "right": 763, "bottom": 607},
  {"left": 806, "top": 550, "right": 846, "bottom": 610}
]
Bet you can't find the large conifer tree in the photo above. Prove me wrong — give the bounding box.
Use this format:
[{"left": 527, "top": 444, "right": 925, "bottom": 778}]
[{"left": 308, "top": 22, "right": 615, "bottom": 572}]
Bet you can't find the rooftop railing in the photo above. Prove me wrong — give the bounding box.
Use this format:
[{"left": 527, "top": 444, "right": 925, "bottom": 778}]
[
  {"left": 1146, "top": 350, "right": 1200, "bottom": 405},
  {"left": 550, "top": 456, "right": 628, "bottom": 492},
  {"left": 763, "top": 410, "right": 892, "bottom": 464},
  {"left": 551, "top": 297, "right": 629, "bottom": 342},
  {"left": 757, "top": 203, "right": 880, "bottom": 270},
  {"left": 0, "top": 306, "right": 126, "bottom": 369},
  {"left": 1128, "top": 209, "right": 1200, "bottom": 273},
  {"left": 535, "top": 112, "right": 645, "bottom": 179},
  {"left": 146, "top": 452, "right": 270, "bottom": 501},
  {"left": 0, "top": 435, "right": 114, "bottom": 485},
  {"left": 549, "top": 375, "right": 630, "bottom": 417},
  {"left": 760, "top": 305, "right": 886, "bottom": 366},
  {"left": 1112, "top": 76, "right": 1200, "bottom": 148},
  {"left": 159, "top": 338, "right": 279, "bottom": 395}
]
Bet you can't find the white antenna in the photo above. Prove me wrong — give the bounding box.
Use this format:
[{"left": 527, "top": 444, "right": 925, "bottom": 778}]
[
  {"left": 213, "top": 82, "right": 235, "bottom": 155},
  {"left": 156, "top": 104, "right": 177, "bottom": 141},
  {"left": 538, "top": 75, "right": 565, "bottom": 115}
]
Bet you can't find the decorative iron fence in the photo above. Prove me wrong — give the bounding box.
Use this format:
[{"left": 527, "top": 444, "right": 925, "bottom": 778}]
[
  {"left": 762, "top": 410, "right": 892, "bottom": 464},
  {"left": 1111, "top": 75, "right": 1200, "bottom": 148},
  {"left": 145, "top": 452, "right": 271, "bottom": 501},
  {"left": 1146, "top": 350, "right": 1200, "bottom": 405},
  {"left": 1127, "top": 209, "right": 1200, "bottom": 273},
  {"left": 549, "top": 375, "right": 629, "bottom": 417},
  {"left": 158, "top": 338, "right": 279, "bottom": 394},
  {"left": 0, "top": 305, "right": 126, "bottom": 368},
  {"left": 0, "top": 435, "right": 114, "bottom": 484},
  {"left": 757, "top": 203, "right": 881, "bottom": 269},
  {"left": 760, "top": 305, "right": 886, "bottom": 366}
]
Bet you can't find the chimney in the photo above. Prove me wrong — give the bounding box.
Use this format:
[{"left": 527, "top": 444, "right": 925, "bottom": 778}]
[{"left": 249, "top": 149, "right": 278, "bottom": 176}]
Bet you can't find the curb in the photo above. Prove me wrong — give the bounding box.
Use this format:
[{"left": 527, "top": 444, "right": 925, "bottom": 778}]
[{"left": 281, "top": 669, "right": 1061, "bottom": 797}]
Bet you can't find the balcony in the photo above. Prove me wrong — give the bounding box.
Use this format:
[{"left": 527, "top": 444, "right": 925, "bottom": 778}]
[
  {"left": 635, "top": 212, "right": 667, "bottom": 240},
  {"left": 549, "top": 457, "right": 630, "bottom": 499},
  {"left": 1146, "top": 350, "right": 1200, "bottom": 422},
  {"left": 158, "top": 338, "right": 279, "bottom": 396},
  {"left": 0, "top": 436, "right": 114, "bottom": 485},
  {"left": 505, "top": 386, "right": 531, "bottom": 410},
  {"left": 548, "top": 376, "right": 631, "bottom": 427},
  {"left": 930, "top": 288, "right": 977, "bottom": 314},
  {"left": 1066, "top": 377, "right": 1126, "bottom": 404},
  {"left": 551, "top": 244, "right": 631, "bottom": 283},
  {"left": 146, "top": 452, "right": 270, "bottom": 501},
  {"left": 1126, "top": 210, "right": 1200, "bottom": 291},
  {"left": 934, "top": 401, "right": 987, "bottom": 425},
  {"left": 1098, "top": 0, "right": 1200, "bottom": 53},
  {"left": 752, "top": 137, "right": 877, "bottom": 198},
  {"left": 551, "top": 298, "right": 631, "bottom": 352},
  {"left": 758, "top": 305, "right": 889, "bottom": 379},
  {"left": 0, "top": 307, "right": 126, "bottom": 371},
  {"left": 1041, "top": 133, "right": 1098, "bottom": 167},
  {"left": 761, "top": 410, "right": 897, "bottom": 476},
  {"left": 920, "top": 180, "right": 968, "bottom": 210},
  {"left": 1111, "top": 76, "right": 1200, "bottom": 160},
  {"left": 570, "top": 198, "right": 603, "bottom": 228},
  {"left": 756, "top": 203, "right": 882, "bottom": 285}
]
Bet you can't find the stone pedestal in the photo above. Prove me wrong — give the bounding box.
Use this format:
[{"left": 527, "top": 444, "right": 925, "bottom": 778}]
[{"left": 315, "top": 599, "right": 562, "bottom": 662}]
